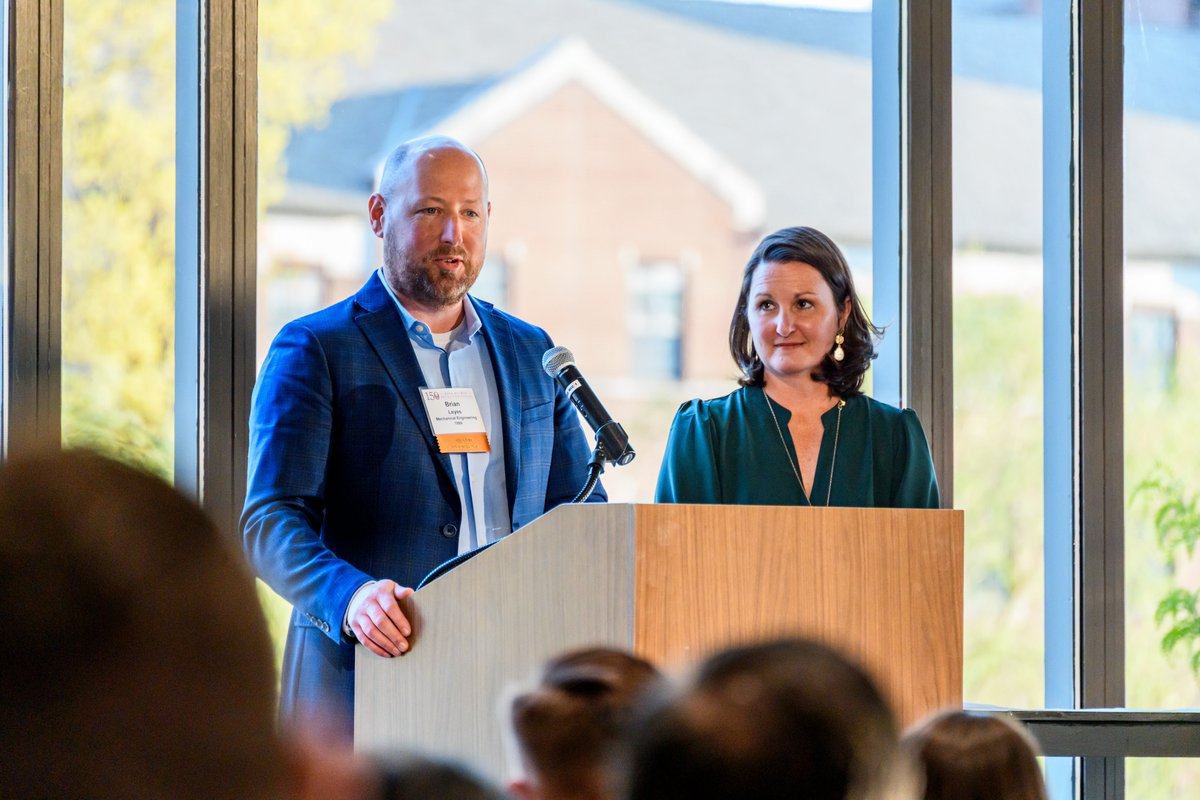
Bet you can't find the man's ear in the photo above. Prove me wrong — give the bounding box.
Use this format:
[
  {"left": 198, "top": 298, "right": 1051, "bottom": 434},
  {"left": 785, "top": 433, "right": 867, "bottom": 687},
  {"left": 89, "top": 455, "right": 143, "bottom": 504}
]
[
  {"left": 367, "top": 194, "right": 387, "bottom": 238},
  {"left": 508, "top": 777, "right": 538, "bottom": 800}
]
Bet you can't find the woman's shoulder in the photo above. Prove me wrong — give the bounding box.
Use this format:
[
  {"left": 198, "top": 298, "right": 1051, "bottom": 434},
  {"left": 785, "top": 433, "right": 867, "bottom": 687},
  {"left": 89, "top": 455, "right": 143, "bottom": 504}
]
[
  {"left": 853, "top": 394, "right": 930, "bottom": 442},
  {"left": 673, "top": 386, "right": 755, "bottom": 424},
  {"left": 855, "top": 394, "right": 918, "bottom": 420}
]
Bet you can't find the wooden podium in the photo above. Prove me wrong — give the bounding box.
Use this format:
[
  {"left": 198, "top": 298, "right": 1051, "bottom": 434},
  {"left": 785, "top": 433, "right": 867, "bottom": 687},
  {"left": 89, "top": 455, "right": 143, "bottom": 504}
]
[{"left": 356, "top": 503, "right": 963, "bottom": 776}]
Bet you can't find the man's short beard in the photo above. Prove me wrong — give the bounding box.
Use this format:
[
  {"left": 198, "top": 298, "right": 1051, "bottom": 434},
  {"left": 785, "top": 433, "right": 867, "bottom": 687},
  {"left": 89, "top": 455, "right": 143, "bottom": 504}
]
[
  {"left": 384, "top": 239, "right": 480, "bottom": 310},
  {"left": 397, "top": 258, "right": 474, "bottom": 307}
]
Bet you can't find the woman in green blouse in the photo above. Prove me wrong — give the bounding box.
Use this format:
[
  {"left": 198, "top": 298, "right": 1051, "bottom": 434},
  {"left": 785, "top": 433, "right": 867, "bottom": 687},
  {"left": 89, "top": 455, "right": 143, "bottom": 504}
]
[{"left": 655, "top": 226, "right": 939, "bottom": 508}]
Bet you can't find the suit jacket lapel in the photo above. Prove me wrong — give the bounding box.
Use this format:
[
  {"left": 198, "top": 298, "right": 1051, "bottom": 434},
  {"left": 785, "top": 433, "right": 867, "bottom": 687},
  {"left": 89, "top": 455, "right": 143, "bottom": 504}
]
[
  {"left": 353, "top": 273, "right": 455, "bottom": 485},
  {"left": 475, "top": 299, "right": 522, "bottom": 515}
]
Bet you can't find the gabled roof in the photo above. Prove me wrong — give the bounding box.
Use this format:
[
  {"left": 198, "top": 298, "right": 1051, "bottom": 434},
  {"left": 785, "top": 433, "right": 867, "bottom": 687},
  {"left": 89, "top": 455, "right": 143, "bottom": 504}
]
[
  {"left": 276, "top": 0, "right": 1200, "bottom": 256},
  {"left": 428, "top": 37, "right": 764, "bottom": 230},
  {"left": 281, "top": 79, "right": 495, "bottom": 202},
  {"left": 281, "top": 38, "right": 765, "bottom": 230}
]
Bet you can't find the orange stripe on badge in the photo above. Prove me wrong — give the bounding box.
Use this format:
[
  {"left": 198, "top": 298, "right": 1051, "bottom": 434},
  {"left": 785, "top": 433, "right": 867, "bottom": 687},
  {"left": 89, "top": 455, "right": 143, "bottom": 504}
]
[{"left": 436, "top": 432, "right": 491, "bottom": 453}]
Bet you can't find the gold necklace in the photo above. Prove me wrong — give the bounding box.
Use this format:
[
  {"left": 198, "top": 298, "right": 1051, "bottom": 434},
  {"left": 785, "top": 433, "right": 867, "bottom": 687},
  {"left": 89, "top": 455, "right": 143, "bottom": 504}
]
[{"left": 763, "top": 390, "right": 845, "bottom": 507}]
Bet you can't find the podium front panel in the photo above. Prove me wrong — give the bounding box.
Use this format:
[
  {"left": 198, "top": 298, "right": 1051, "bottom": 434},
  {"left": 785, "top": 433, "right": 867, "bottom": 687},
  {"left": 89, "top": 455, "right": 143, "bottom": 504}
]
[
  {"left": 355, "top": 503, "right": 636, "bottom": 773},
  {"left": 632, "top": 504, "right": 963, "bottom": 725}
]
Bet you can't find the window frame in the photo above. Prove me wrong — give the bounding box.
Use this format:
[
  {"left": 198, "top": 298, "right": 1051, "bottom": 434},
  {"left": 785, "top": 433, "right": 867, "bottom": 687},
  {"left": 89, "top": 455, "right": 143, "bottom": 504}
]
[
  {"left": 172, "top": 0, "right": 258, "bottom": 530},
  {"left": 5, "top": 0, "right": 61, "bottom": 456},
  {"left": 5, "top": 2, "right": 1200, "bottom": 797}
]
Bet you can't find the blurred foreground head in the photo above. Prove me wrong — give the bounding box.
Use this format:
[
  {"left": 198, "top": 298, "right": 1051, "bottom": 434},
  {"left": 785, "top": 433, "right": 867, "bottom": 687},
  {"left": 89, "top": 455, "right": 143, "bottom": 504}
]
[
  {"left": 376, "top": 752, "right": 511, "bottom": 800},
  {"left": 901, "top": 710, "right": 1048, "bottom": 800},
  {"left": 627, "top": 638, "right": 911, "bottom": 800},
  {"left": 0, "top": 450, "right": 287, "bottom": 799},
  {"left": 508, "top": 647, "right": 663, "bottom": 800}
]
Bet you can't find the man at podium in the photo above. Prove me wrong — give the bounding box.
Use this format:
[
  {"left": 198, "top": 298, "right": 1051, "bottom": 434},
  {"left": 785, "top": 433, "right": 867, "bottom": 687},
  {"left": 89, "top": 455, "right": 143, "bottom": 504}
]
[
  {"left": 242, "top": 135, "right": 601, "bottom": 738},
  {"left": 656, "top": 226, "right": 939, "bottom": 509}
]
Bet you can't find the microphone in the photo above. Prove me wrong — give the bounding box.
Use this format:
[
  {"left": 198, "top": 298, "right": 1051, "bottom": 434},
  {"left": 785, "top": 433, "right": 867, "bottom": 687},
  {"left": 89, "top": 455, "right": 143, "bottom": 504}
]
[{"left": 542, "top": 346, "right": 636, "bottom": 467}]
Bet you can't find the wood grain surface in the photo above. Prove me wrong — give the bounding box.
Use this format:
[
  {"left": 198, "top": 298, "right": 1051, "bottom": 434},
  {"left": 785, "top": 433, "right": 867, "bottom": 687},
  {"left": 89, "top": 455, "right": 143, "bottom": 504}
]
[
  {"left": 355, "top": 503, "right": 636, "bottom": 774},
  {"left": 633, "top": 504, "right": 963, "bottom": 726}
]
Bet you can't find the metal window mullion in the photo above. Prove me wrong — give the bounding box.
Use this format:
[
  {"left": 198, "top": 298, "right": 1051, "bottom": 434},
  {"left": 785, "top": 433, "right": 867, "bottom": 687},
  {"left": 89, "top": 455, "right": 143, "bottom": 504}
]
[
  {"left": 1076, "top": 0, "right": 1124, "bottom": 717},
  {"left": 905, "top": 0, "right": 953, "bottom": 506},
  {"left": 192, "top": 0, "right": 256, "bottom": 541},
  {"left": 1043, "top": 0, "right": 1125, "bottom": 704},
  {"left": 6, "top": 0, "right": 62, "bottom": 457},
  {"left": 1040, "top": 0, "right": 1127, "bottom": 795},
  {"left": 233, "top": 0, "right": 257, "bottom": 533},
  {"left": 1082, "top": 757, "right": 1123, "bottom": 800},
  {"left": 1076, "top": 0, "right": 1125, "bottom": 795},
  {"left": 871, "top": 1, "right": 954, "bottom": 507},
  {"left": 1009, "top": 709, "right": 1200, "bottom": 757}
]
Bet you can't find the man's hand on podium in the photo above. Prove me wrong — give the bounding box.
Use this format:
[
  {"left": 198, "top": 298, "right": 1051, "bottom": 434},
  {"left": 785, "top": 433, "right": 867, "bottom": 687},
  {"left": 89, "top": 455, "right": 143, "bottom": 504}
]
[{"left": 347, "top": 580, "right": 414, "bottom": 658}]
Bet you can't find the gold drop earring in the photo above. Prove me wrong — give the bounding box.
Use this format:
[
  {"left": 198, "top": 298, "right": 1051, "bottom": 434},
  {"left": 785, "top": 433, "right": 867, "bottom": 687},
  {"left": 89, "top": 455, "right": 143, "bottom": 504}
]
[{"left": 832, "top": 331, "right": 845, "bottom": 362}]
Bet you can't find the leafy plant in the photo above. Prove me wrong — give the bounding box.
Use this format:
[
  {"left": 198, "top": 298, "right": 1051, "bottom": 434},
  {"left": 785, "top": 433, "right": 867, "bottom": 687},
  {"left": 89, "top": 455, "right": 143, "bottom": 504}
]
[{"left": 1134, "top": 467, "right": 1200, "bottom": 675}]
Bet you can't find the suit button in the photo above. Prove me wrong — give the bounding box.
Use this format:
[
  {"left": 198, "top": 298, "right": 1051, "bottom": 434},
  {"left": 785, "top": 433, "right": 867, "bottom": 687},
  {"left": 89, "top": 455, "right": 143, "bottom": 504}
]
[{"left": 440, "top": 523, "right": 458, "bottom": 538}]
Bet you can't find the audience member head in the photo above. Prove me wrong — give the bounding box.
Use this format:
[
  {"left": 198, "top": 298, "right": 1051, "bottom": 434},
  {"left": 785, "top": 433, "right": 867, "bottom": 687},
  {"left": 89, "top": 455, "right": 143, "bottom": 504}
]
[
  {"left": 0, "top": 449, "right": 287, "bottom": 799},
  {"left": 901, "top": 710, "right": 1048, "bottom": 800},
  {"left": 508, "top": 647, "right": 664, "bottom": 800},
  {"left": 627, "top": 638, "right": 908, "bottom": 800},
  {"left": 375, "top": 753, "right": 511, "bottom": 800}
]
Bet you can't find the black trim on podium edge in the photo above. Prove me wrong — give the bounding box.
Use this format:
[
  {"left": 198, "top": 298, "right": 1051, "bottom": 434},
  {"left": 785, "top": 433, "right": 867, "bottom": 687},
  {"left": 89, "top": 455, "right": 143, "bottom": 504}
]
[{"left": 417, "top": 541, "right": 499, "bottom": 590}]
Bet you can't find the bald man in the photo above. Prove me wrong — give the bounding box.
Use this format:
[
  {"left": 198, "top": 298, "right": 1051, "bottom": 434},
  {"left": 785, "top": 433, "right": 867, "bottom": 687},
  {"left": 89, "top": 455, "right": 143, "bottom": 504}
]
[{"left": 243, "top": 135, "right": 603, "bottom": 737}]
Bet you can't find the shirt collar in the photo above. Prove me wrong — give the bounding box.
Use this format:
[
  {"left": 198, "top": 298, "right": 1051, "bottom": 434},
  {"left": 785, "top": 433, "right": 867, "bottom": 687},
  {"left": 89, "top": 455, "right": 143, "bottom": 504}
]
[{"left": 377, "top": 267, "right": 482, "bottom": 349}]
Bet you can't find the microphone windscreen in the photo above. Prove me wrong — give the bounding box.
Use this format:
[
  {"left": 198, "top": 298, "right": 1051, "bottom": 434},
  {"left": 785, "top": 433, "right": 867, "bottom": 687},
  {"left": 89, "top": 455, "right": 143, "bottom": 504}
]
[{"left": 541, "top": 346, "right": 576, "bottom": 377}]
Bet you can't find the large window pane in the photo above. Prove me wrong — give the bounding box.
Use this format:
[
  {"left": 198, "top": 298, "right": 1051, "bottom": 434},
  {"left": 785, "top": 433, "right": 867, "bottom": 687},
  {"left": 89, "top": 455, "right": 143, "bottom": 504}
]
[
  {"left": 257, "top": 0, "right": 875, "bottom": 501},
  {"left": 952, "top": 0, "right": 1044, "bottom": 708},
  {"left": 1126, "top": 758, "right": 1200, "bottom": 798},
  {"left": 61, "top": 1, "right": 175, "bottom": 475},
  {"left": 1123, "top": 3, "right": 1200, "bottom": 723},
  {"left": 256, "top": 0, "right": 877, "bottom": 657}
]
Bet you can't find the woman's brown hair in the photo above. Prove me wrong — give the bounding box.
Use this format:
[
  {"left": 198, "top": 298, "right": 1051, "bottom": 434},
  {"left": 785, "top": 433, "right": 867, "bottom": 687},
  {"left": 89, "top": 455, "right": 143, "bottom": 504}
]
[{"left": 902, "top": 711, "right": 1048, "bottom": 800}]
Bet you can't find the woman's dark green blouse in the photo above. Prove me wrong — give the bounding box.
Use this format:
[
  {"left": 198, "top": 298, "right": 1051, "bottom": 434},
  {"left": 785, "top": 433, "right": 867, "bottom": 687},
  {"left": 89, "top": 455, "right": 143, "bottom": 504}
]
[{"left": 654, "top": 386, "right": 940, "bottom": 509}]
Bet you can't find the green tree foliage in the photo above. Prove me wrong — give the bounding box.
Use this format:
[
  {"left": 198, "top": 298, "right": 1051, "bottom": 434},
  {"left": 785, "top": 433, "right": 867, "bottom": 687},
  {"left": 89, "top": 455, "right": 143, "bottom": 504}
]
[
  {"left": 1124, "top": 369, "right": 1200, "bottom": 800},
  {"left": 1124, "top": 353, "right": 1200, "bottom": 699},
  {"left": 953, "top": 292, "right": 1045, "bottom": 708},
  {"left": 1134, "top": 467, "right": 1200, "bottom": 673},
  {"left": 62, "top": 1, "right": 176, "bottom": 475},
  {"left": 953, "top": 288, "right": 1200, "bottom": 712},
  {"left": 61, "top": 0, "right": 387, "bottom": 476}
]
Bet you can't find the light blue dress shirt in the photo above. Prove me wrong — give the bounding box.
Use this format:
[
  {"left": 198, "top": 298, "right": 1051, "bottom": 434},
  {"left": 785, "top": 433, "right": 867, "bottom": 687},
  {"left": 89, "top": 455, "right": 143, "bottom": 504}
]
[{"left": 378, "top": 268, "right": 511, "bottom": 555}]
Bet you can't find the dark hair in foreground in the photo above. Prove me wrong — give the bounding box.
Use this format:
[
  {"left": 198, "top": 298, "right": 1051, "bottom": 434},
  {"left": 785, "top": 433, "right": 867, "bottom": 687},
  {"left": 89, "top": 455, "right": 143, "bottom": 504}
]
[
  {"left": 901, "top": 710, "right": 1048, "bottom": 800},
  {"left": 626, "top": 638, "right": 906, "bottom": 800},
  {"left": 377, "top": 753, "right": 511, "bottom": 800},
  {"left": 0, "top": 450, "right": 286, "bottom": 800},
  {"left": 730, "top": 226, "right": 881, "bottom": 397},
  {"left": 510, "top": 647, "right": 663, "bottom": 800}
]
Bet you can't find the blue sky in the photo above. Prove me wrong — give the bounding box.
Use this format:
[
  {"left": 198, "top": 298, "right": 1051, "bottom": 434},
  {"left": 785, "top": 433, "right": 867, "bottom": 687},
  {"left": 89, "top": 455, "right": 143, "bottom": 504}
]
[{"left": 622, "top": 0, "right": 1200, "bottom": 121}]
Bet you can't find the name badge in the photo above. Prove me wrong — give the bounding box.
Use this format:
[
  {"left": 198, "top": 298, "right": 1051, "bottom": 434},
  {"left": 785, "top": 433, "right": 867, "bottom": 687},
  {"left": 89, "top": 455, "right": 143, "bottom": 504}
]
[{"left": 419, "top": 387, "right": 491, "bottom": 453}]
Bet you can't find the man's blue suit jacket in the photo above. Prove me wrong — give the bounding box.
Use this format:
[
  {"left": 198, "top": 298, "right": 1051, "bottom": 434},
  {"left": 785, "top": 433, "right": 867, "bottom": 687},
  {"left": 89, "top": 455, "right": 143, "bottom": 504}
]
[{"left": 241, "top": 271, "right": 603, "bottom": 735}]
